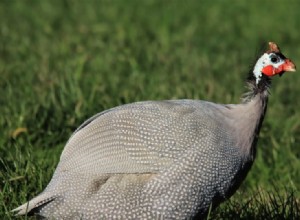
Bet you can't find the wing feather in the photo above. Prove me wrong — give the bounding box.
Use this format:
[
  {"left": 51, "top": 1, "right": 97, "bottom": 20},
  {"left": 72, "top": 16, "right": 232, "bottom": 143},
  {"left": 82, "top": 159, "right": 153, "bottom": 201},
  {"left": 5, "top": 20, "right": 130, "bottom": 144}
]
[{"left": 56, "top": 100, "right": 226, "bottom": 175}]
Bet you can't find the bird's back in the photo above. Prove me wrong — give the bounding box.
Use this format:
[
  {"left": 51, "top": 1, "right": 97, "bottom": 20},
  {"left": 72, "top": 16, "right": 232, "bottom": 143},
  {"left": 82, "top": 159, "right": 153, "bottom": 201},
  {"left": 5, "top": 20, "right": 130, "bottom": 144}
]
[{"left": 59, "top": 100, "right": 232, "bottom": 173}]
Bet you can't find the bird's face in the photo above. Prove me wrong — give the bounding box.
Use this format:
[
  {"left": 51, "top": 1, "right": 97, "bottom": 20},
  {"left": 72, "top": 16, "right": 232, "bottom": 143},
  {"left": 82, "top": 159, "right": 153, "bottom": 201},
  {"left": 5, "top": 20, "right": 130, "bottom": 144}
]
[
  {"left": 259, "top": 52, "right": 296, "bottom": 77},
  {"left": 253, "top": 42, "right": 296, "bottom": 84}
]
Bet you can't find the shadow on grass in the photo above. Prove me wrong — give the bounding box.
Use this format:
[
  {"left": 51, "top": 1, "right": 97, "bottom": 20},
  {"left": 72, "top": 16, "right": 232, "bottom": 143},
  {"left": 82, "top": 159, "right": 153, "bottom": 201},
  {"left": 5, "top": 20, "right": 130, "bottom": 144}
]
[{"left": 211, "top": 188, "right": 300, "bottom": 220}]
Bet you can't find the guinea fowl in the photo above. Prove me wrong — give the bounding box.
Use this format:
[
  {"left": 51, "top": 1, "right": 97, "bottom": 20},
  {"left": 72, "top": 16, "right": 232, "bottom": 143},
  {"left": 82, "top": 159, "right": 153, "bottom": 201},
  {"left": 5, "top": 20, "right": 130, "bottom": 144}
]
[{"left": 14, "top": 42, "right": 296, "bottom": 219}]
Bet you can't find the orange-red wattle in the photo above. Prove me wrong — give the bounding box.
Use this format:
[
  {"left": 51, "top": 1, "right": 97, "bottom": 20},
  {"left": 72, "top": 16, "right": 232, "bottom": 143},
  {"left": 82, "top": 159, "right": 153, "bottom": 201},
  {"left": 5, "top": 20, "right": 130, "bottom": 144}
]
[
  {"left": 261, "top": 65, "right": 275, "bottom": 76},
  {"left": 262, "top": 65, "right": 285, "bottom": 76}
]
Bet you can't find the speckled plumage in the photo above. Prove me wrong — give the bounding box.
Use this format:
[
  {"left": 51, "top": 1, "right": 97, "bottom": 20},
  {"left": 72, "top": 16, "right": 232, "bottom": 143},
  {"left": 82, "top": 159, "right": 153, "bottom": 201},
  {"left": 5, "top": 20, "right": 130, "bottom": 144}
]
[
  {"left": 13, "top": 42, "right": 295, "bottom": 219},
  {"left": 14, "top": 99, "right": 263, "bottom": 219}
]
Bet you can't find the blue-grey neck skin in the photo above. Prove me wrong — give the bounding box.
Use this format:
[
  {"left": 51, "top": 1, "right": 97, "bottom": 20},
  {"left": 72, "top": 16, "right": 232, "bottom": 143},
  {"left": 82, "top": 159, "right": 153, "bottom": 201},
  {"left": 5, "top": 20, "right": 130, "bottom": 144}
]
[{"left": 237, "top": 67, "right": 270, "bottom": 157}]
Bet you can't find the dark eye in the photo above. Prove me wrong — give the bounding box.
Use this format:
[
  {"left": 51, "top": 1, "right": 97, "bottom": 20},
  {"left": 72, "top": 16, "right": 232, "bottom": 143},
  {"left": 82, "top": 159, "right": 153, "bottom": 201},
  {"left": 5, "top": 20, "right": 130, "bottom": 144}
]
[{"left": 270, "top": 55, "right": 279, "bottom": 63}]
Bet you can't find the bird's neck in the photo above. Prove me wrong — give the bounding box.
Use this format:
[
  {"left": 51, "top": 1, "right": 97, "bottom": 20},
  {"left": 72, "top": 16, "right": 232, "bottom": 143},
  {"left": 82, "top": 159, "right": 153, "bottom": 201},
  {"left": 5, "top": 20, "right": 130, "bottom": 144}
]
[
  {"left": 232, "top": 72, "right": 270, "bottom": 159},
  {"left": 242, "top": 70, "right": 271, "bottom": 104}
]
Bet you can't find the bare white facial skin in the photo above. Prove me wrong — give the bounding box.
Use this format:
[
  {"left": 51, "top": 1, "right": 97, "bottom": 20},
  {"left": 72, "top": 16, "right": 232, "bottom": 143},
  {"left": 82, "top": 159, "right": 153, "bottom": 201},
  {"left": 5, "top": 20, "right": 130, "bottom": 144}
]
[{"left": 253, "top": 53, "right": 285, "bottom": 84}]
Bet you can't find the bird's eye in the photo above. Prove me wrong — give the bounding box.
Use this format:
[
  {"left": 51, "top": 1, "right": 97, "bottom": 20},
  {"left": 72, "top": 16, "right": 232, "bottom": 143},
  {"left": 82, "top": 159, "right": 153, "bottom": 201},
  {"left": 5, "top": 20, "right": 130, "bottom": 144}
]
[{"left": 270, "top": 55, "right": 279, "bottom": 63}]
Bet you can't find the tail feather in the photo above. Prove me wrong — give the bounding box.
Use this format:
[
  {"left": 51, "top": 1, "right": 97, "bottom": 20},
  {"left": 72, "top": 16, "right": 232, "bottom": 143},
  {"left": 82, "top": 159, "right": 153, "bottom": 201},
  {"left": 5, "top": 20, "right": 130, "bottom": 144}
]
[{"left": 12, "top": 192, "right": 56, "bottom": 216}]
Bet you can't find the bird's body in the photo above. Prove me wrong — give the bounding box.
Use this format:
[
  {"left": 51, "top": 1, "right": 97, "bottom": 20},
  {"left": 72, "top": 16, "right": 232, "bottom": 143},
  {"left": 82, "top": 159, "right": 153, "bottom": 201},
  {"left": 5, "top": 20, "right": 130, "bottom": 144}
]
[{"left": 14, "top": 42, "right": 296, "bottom": 219}]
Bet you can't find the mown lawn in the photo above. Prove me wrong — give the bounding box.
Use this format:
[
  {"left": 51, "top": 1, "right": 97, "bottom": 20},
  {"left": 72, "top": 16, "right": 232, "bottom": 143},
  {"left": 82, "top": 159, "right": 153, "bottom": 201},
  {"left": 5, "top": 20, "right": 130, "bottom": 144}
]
[{"left": 0, "top": 0, "right": 299, "bottom": 219}]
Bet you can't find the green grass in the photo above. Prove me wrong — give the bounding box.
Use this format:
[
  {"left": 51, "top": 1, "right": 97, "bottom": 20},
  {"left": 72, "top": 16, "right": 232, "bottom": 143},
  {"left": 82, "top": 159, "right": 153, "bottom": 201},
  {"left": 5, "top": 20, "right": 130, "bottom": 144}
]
[{"left": 1, "top": 0, "right": 300, "bottom": 219}]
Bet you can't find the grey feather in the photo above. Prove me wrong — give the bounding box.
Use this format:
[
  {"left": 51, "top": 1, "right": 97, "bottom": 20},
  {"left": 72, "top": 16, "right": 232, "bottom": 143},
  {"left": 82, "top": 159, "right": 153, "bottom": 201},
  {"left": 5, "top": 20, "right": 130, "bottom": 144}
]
[{"left": 13, "top": 98, "right": 262, "bottom": 219}]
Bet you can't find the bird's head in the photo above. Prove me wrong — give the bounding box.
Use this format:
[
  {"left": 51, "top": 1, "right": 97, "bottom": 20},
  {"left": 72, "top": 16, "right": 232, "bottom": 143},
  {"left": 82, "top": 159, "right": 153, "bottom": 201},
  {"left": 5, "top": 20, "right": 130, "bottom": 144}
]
[{"left": 253, "top": 42, "right": 296, "bottom": 84}]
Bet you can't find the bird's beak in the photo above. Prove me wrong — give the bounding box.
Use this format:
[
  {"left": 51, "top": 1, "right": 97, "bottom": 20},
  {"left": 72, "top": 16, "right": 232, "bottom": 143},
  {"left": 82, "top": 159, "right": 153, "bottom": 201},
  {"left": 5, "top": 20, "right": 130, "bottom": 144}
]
[{"left": 282, "top": 59, "right": 296, "bottom": 72}]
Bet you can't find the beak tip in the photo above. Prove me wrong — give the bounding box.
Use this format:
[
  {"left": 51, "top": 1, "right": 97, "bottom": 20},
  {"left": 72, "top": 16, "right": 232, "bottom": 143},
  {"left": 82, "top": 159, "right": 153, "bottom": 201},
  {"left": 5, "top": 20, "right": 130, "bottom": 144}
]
[
  {"left": 284, "top": 59, "right": 296, "bottom": 72},
  {"left": 288, "top": 67, "right": 296, "bottom": 72}
]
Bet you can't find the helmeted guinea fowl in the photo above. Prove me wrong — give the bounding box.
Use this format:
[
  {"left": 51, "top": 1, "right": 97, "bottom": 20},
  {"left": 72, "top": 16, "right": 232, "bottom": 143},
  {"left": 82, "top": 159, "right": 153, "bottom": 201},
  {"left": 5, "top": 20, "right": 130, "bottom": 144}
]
[{"left": 13, "top": 42, "right": 296, "bottom": 219}]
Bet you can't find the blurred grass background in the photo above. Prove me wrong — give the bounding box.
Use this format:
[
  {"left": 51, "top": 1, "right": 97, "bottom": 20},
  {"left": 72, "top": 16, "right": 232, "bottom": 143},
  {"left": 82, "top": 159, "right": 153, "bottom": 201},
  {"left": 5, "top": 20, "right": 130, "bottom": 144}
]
[{"left": 0, "top": 0, "right": 299, "bottom": 219}]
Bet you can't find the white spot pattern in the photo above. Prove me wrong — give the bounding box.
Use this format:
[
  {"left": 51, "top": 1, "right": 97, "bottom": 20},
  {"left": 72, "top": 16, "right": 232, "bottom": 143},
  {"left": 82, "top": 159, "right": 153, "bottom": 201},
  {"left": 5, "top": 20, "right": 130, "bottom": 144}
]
[{"left": 15, "top": 100, "right": 259, "bottom": 219}]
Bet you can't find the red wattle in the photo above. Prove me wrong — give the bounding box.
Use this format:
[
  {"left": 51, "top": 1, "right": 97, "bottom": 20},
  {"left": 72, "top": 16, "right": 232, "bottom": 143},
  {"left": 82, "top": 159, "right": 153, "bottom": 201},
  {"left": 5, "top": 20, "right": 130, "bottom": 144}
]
[
  {"left": 262, "top": 65, "right": 284, "bottom": 76},
  {"left": 261, "top": 65, "right": 275, "bottom": 76}
]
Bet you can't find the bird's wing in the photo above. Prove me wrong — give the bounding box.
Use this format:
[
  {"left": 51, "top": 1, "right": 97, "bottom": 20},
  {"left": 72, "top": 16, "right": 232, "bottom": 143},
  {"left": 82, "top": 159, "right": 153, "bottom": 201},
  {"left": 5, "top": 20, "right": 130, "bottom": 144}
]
[{"left": 56, "top": 100, "right": 228, "bottom": 175}]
